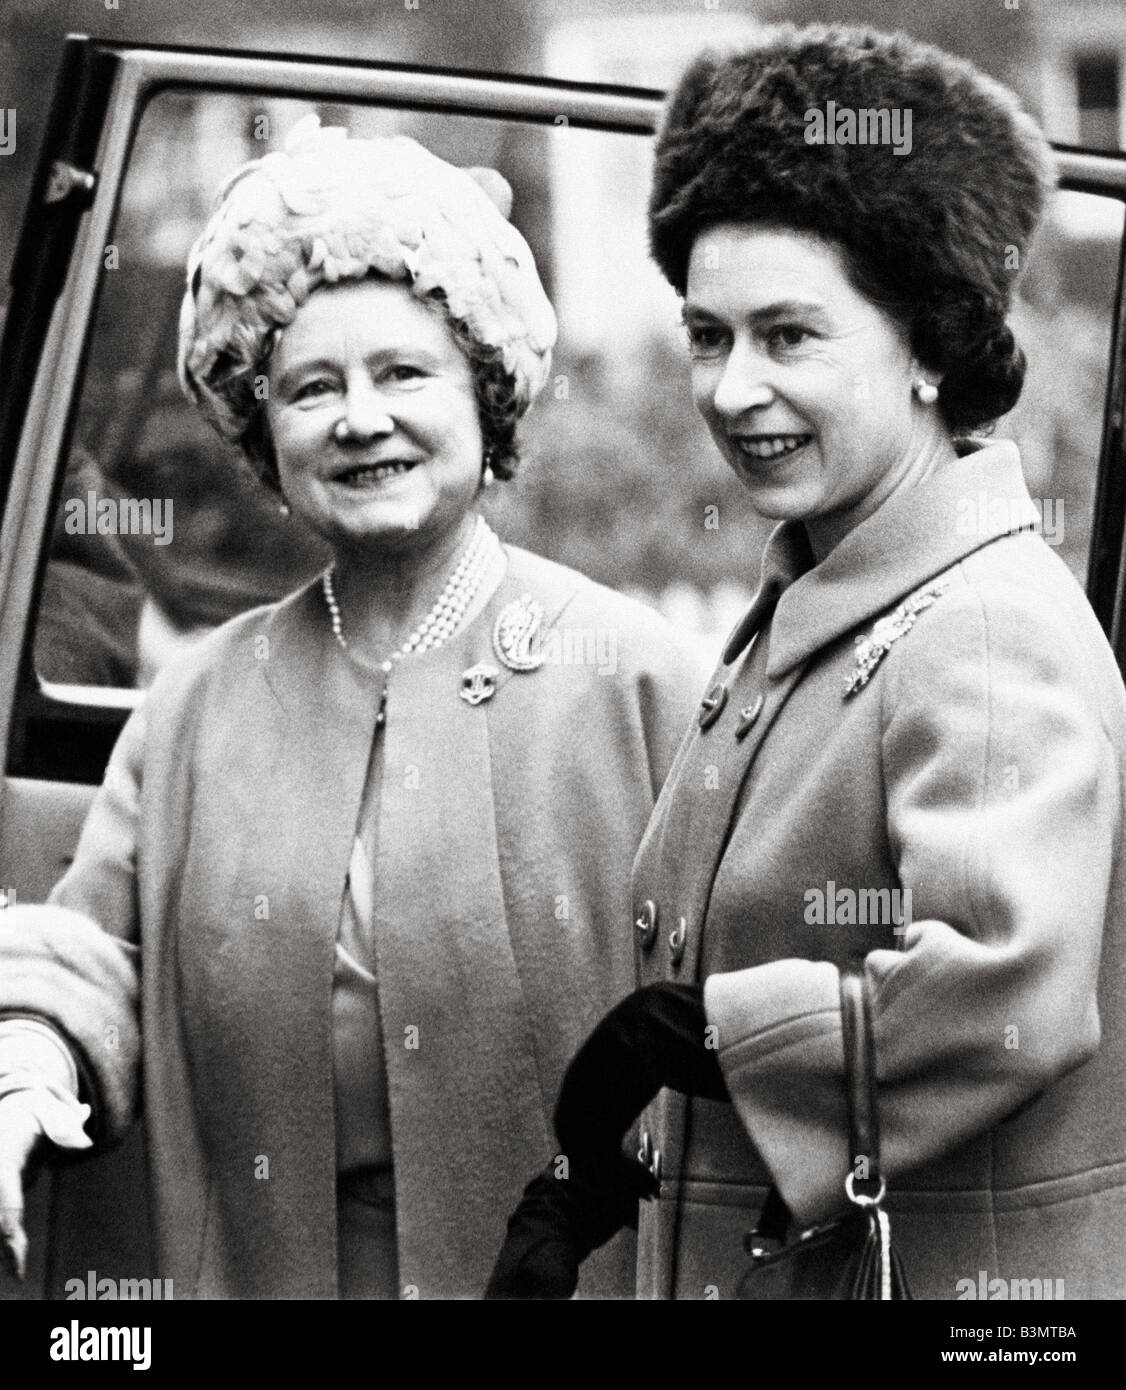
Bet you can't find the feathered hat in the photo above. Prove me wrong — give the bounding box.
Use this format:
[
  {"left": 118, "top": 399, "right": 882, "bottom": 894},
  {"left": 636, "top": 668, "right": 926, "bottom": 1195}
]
[
  {"left": 179, "top": 116, "right": 557, "bottom": 446},
  {"left": 649, "top": 24, "right": 1056, "bottom": 313}
]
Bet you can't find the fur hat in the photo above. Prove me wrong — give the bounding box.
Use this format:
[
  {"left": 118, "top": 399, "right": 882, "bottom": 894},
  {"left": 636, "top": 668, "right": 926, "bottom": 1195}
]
[{"left": 649, "top": 24, "right": 1056, "bottom": 315}]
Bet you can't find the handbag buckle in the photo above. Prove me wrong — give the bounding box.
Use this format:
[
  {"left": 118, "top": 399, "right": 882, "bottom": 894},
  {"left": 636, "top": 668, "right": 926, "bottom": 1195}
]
[{"left": 844, "top": 1171, "right": 887, "bottom": 1209}]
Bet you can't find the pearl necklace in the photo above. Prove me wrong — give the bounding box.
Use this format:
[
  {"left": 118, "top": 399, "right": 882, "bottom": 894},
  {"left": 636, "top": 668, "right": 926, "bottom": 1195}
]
[{"left": 322, "top": 516, "right": 498, "bottom": 677}]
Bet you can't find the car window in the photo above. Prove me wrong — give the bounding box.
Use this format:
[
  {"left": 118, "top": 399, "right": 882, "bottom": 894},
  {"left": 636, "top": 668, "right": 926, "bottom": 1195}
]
[
  {"left": 13, "top": 81, "right": 1126, "bottom": 782},
  {"left": 31, "top": 88, "right": 743, "bottom": 707}
]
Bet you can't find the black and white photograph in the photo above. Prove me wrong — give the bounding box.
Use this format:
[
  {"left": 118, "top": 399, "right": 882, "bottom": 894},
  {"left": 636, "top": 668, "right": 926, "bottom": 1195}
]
[{"left": 0, "top": 0, "right": 1122, "bottom": 1365}]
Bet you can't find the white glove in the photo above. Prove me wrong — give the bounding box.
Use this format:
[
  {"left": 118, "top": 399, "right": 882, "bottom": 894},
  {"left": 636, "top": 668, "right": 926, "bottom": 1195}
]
[{"left": 0, "top": 1022, "right": 92, "bottom": 1281}]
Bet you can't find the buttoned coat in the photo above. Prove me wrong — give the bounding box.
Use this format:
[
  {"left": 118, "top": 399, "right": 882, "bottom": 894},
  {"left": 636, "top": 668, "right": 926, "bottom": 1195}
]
[
  {"left": 633, "top": 440, "right": 1126, "bottom": 1301},
  {"left": 0, "top": 544, "right": 705, "bottom": 1299}
]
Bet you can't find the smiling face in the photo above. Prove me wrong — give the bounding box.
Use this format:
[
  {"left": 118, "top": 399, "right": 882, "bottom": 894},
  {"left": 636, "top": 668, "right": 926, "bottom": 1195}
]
[
  {"left": 684, "top": 223, "right": 951, "bottom": 556},
  {"left": 266, "top": 277, "right": 484, "bottom": 558}
]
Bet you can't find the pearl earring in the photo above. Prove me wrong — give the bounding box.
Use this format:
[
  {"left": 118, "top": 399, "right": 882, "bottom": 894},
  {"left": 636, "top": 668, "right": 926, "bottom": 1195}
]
[
  {"left": 278, "top": 499, "right": 290, "bottom": 517},
  {"left": 914, "top": 378, "right": 939, "bottom": 406},
  {"left": 482, "top": 465, "right": 496, "bottom": 489}
]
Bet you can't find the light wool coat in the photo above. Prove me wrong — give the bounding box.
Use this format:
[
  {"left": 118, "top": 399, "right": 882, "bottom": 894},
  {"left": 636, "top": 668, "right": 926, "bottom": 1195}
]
[
  {"left": 633, "top": 440, "right": 1126, "bottom": 1300},
  {"left": 0, "top": 544, "right": 705, "bottom": 1299}
]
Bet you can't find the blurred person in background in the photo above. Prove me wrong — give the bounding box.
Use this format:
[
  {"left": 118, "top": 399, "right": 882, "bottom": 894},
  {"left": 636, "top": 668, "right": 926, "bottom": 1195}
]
[
  {"left": 0, "top": 117, "right": 704, "bottom": 1299},
  {"left": 490, "top": 24, "right": 1126, "bottom": 1300}
]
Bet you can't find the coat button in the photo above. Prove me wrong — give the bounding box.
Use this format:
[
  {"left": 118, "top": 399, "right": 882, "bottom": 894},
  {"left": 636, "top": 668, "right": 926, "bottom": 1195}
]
[
  {"left": 668, "top": 917, "right": 687, "bottom": 968},
  {"left": 743, "top": 1229, "right": 780, "bottom": 1259},
  {"left": 735, "top": 693, "right": 765, "bottom": 741},
  {"left": 698, "top": 682, "right": 728, "bottom": 730},
  {"left": 634, "top": 899, "right": 658, "bottom": 951}
]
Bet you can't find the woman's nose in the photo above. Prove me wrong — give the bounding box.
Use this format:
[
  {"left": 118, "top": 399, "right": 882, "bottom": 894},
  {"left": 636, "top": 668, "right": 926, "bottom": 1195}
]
[
  {"left": 711, "top": 341, "right": 775, "bottom": 421},
  {"left": 340, "top": 377, "right": 394, "bottom": 440}
]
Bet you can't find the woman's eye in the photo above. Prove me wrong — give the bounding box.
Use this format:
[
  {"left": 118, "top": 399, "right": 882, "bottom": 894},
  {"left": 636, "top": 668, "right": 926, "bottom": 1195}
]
[
  {"left": 766, "top": 323, "right": 811, "bottom": 352},
  {"left": 387, "top": 363, "right": 426, "bottom": 384},
  {"left": 684, "top": 323, "right": 729, "bottom": 358},
  {"left": 292, "top": 378, "right": 335, "bottom": 403}
]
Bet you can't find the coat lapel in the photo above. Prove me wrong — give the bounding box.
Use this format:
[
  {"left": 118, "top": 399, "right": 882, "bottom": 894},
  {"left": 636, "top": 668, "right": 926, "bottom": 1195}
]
[{"left": 189, "top": 584, "right": 382, "bottom": 1295}]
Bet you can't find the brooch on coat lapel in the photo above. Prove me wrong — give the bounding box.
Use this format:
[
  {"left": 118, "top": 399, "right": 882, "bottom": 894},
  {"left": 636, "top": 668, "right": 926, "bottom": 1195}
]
[
  {"left": 843, "top": 575, "right": 954, "bottom": 697},
  {"left": 493, "top": 593, "right": 546, "bottom": 672}
]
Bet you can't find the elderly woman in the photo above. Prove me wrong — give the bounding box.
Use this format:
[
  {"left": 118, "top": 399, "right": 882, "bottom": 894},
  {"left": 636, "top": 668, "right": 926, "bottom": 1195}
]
[
  {"left": 490, "top": 25, "right": 1126, "bottom": 1301},
  {"left": 0, "top": 119, "right": 704, "bottom": 1299}
]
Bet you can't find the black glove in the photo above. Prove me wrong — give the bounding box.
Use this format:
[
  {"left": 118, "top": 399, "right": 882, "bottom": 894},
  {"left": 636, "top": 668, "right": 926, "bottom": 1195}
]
[
  {"left": 484, "top": 1153, "right": 658, "bottom": 1300},
  {"left": 484, "top": 983, "right": 728, "bottom": 1299},
  {"left": 554, "top": 982, "right": 729, "bottom": 1167}
]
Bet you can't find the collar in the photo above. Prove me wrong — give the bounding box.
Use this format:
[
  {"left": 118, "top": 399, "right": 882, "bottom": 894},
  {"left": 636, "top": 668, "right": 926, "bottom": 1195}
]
[
  {"left": 722, "top": 439, "right": 1040, "bottom": 674},
  {"left": 721, "top": 523, "right": 815, "bottom": 665}
]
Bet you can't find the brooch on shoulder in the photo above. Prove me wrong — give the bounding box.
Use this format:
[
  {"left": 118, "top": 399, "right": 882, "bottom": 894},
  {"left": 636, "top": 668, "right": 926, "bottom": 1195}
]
[{"left": 843, "top": 575, "right": 953, "bottom": 697}]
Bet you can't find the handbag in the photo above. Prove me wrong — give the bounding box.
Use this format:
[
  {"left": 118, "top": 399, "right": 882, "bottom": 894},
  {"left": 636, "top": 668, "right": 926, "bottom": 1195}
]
[{"left": 736, "top": 962, "right": 912, "bottom": 1299}]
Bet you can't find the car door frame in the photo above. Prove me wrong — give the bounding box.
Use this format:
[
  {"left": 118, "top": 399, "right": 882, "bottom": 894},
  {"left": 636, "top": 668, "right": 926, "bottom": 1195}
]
[{"left": 0, "top": 34, "right": 1124, "bottom": 1299}]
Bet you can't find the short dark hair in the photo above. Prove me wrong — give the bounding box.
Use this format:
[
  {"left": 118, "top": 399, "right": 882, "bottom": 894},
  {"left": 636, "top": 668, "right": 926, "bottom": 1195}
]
[{"left": 831, "top": 232, "right": 1027, "bottom": 436}]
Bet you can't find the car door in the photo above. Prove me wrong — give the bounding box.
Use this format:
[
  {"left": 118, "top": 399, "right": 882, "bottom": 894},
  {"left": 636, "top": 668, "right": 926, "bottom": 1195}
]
[{"left": 0, "top": 35, "right": 1124, "bottom": 1300}]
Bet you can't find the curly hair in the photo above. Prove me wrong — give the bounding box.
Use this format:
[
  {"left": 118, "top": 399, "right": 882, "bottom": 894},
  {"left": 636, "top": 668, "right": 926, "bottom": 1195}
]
[
  {"left": 436, "top": 295, "right": 523, "bottom": 481},
  {"left": 234, "top": 283, "right": 524, "bottom": 492}
]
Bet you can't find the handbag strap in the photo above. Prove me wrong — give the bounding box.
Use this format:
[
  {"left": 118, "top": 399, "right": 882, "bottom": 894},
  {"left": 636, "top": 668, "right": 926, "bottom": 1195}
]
[
  {"left": 840, "top": 962, "right": 883, "bottom": 1199},
  {"left": 754, "top": 961, "right": 882, "bottom": 1239}
]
